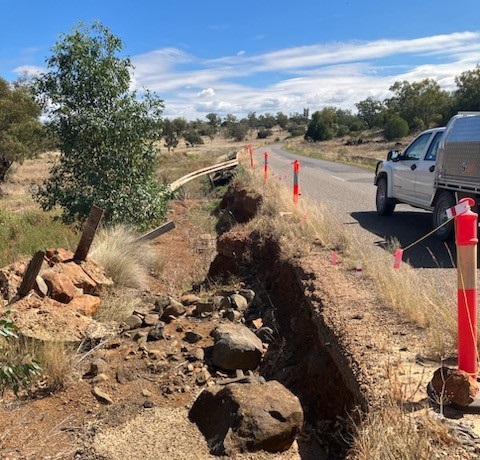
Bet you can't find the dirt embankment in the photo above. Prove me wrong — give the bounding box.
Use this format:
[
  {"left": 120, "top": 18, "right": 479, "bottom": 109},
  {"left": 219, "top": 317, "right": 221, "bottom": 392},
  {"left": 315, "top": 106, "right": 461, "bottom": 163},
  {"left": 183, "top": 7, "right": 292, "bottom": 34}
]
[{"left": 1, "top": 186, "right": 479, "bottom": 459}]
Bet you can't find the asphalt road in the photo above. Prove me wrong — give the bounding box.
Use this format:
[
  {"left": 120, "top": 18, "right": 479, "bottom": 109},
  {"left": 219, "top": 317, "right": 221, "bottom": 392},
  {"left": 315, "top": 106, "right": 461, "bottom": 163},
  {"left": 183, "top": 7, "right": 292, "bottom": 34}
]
[{"left": 254, "top": 144, "right": 463, "bottom": 301}]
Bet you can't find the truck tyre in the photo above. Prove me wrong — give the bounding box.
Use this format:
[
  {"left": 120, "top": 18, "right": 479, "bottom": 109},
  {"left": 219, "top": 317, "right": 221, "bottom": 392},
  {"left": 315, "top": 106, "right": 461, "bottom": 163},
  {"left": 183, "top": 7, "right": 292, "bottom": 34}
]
[
  {"left": 376, "top": 177, "right": 396, "bottom": 216},
  {"left": 432, "top": 192, "right": 455, "bottom": 241}
]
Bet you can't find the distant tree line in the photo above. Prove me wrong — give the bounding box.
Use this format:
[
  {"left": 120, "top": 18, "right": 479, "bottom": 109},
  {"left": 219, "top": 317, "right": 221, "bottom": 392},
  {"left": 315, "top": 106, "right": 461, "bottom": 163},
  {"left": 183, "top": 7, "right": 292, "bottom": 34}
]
[{"left": 0, "top": 18, "right": 479, "bottom": 228}]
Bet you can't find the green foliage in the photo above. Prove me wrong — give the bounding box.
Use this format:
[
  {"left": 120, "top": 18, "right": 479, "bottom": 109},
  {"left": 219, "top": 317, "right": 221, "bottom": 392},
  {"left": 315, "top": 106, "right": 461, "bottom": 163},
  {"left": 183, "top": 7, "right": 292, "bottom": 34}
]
[
  {"left": 32, "top": 21, "right": 171, "bottom": 230},
  {"left": 184, "top": 130, "right": 204, "bottom": 147},
  {"left": 385, "top": 79, "right": 451, "bottom": 129},
  {"left": 0, "top": 77, "right": 47, "bottom": 182},
  {"left": 454, "top": 65, "right": 480, "bottom": 112},
  {"left": 0, "top": 209, "right": 78, "bottom": 267},
  {"left": 355, "top": 97, "right": 386, "bottom": 128},
  {"left": 305, "top": 108, "right": 338, "bottom": 141},
  {"left": 384, "top": 116, "right": 409, "bottom": 140},
  {"left": 0, "top": 310, "right": 42, "bottom": 394}
]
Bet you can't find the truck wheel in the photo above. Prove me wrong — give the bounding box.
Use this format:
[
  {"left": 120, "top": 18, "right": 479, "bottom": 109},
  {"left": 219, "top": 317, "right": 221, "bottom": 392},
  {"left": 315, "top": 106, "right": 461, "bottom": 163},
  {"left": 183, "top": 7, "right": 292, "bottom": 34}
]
[
  {"left": 376, "top": 177, "right": 396, "bottom": 216},
  {"left": 432, "top": 192, "right": 455, "bottom": 241}
]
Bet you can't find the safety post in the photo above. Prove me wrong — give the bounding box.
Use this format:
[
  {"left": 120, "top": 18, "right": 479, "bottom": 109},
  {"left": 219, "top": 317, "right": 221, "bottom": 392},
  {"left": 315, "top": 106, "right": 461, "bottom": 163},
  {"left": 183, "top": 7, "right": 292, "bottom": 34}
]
[
  {"left": 455, "top": 197, "right": 478, "bottom": 380},
  {"left": 293, "top": 159, "right": 300, "bottom": 205},
  {"left": 249, "top": 145, "right": 254, "bottom": 169},
  {"left": 393, "top": 248, "right": 404, "bottom": 269},
  {"left": 263, "top": 152, "right": 268, "bottom": 181}
]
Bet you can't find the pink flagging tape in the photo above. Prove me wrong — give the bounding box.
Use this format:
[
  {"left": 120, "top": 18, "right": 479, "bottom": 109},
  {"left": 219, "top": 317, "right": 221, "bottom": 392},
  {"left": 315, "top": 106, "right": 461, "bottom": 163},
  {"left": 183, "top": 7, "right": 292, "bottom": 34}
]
[
  {"left": 331, "top": 251, "right": 338, "bottom": 265},
  {"left": 446, "top": 201, "right": 470, "bottom": 219},
  {"left": 393, "top": 248, "right": 404, "bottom": 269}
]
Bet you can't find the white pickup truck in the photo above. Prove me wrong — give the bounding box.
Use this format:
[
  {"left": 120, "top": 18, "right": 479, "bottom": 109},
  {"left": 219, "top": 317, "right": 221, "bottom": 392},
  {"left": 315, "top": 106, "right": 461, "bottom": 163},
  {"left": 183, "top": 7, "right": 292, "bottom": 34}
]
[{"left": 374, "top": 112, "right": 480, "bottom": 240}]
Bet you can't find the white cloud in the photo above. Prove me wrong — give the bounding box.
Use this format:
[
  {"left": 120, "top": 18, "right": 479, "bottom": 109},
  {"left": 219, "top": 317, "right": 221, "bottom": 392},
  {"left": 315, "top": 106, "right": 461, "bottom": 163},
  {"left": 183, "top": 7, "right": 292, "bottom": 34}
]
[
  {"left": 13, "top": 65, "right": 45, "bottom": 76},
  {"left": 197, "top": 88, "right": 215, "bottom": 98},
  {"left": 34, "top": 31, "right": 476, "bottom": 120}
]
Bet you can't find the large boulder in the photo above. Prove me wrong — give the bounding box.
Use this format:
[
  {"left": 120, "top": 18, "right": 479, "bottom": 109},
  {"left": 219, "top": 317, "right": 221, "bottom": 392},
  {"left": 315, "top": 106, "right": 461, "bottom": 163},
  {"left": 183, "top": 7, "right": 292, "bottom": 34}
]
[
  {"left": 211, "top": 323, "right": 263, "bottom": 371},
  {"left": 430, "top": 366, "right": 479, "bottom": 406},
  {"left": 189, "top": 380, "right": 303, "bottom": 455}
]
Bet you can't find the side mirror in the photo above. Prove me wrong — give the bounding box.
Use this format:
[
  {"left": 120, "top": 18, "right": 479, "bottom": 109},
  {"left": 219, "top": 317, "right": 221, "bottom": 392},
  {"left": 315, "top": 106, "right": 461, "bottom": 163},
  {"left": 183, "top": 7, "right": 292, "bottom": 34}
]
[{"left": 387, "top": 150, "right": 400, "bottom": 161}]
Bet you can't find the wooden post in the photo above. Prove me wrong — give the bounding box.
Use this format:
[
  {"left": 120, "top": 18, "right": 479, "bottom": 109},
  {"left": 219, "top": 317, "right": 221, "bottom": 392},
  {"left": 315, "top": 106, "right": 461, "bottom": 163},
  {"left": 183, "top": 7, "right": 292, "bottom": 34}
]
[
  {"left": 16, "top": 250, "right": 46, "bottom": 299},
  {"left": 137, "top": 221, "right": 176, "bottom": 242},
  {"left": 73, "top": 205, "right": 104, "bottom": 261}
]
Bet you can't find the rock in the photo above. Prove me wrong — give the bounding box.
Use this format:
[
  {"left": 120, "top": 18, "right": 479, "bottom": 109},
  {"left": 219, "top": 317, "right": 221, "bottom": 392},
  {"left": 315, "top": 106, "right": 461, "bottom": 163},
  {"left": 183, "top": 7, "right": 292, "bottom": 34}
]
[
  {"left": 153, "top": 295, "right": 170, "bottom": 315},
  {"left": 225, "top": 309, "right": 242, "bottom": 323},
  {"left": 189, "top": 380, "right": 303, "bottom": 455},
  {"left": 34, "top": 275, "right": 48, "bottom": 297},
  {"left": 256, "top": 327, "right": 275, "bottom": 344},
  {"left": 196, "top": 368, "right": 211, "bottom": 385},
  {"left": 69, "top": 294, "right": 101, "bottom": 316},
  {"left": 124, "top": 314, "right": 143, "bottom": 330},
  {"left": 142, "top": 389, "right": 152, "bottom": 397},
  {"left": 92, "top": 386, "right": 113, "bottom": 404},
  {"left": 181, "top": 294, "right": 201, "bottom": 305},
  {"left": 430, "top": 367, "right": 479, "bottom": 406},
  {"left": 0, "top": 261, "right": 27, "bottom": 300},
  {"left": 187, "top": 348, "right": 205, "bottom": 362},
  {"left": 211, "top": 296, "right": 224, "bottom": 311},
  {"left": 79, "top": 258, "right": 114, "bottom": 288},
  {"left": 45, "top": 248, "right": 74, "bottom": 264},
  {"left": 220, "top": 296, "right": 232, "bottom": 310},
  {"left": 148, "top": 323, "right": 165, "bottom": 341},
  {"left": 92, "top": 373, "right": 109, "bottom": 383},
  {"left": 143, "top": 313, "right": 160, "bottom": 326},
  {"left": 195, "top": 301, "right": 215, "bottom": 315},
  {"left": 40, "top": 270, "right": 78, "bottom": 304},
  {"left": 87, "top": 358, "right": 108, "bottom": 377},
  {"left": 162, "top": 297, "right": 186, "bottom": 319},
  {"left": 230, "top": 294, "right": 248, "bottom": 312},
  {"left": 184, "top": 331, "right": 203, "bottom": 344},
  {"left": 238, "top": 289, "right": 255, "bottom": 304},
  {"left": 56, "top": 261, "right": 97, "bottom": 294},
  {"left": 211, "top": 323, "right": 263, "bottom": 371}
]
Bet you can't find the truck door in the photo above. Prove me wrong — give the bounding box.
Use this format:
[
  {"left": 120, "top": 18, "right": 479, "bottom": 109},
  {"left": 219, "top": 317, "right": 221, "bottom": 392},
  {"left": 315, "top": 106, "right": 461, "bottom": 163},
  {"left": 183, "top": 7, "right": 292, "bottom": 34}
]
[
  {"left": 392, "top": 132, "right": 431, "bottom": 202},
  {"left": 414, "top": 131, "right": 444, "bottom": 205}
]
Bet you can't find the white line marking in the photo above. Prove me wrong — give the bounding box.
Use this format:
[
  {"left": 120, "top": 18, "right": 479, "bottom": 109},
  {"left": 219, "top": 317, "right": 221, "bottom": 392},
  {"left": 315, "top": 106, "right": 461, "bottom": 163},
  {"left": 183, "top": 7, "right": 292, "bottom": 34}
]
[{"left": 331, "top": 175, "right": 346, "bottom": 181}]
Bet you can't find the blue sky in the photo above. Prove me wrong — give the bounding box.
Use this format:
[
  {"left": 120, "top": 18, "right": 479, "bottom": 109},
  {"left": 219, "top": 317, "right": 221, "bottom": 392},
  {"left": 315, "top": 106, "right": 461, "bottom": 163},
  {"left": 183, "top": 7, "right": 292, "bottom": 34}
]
[{"left": 1, "top": 0, "right": 479, "bottom": 120}]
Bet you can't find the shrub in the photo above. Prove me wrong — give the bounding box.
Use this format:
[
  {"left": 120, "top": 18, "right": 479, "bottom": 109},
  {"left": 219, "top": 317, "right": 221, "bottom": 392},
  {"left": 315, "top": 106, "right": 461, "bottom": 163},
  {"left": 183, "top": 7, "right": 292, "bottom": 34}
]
[{"left": 385, "top": 116, "right": 409, "bottom": 140}]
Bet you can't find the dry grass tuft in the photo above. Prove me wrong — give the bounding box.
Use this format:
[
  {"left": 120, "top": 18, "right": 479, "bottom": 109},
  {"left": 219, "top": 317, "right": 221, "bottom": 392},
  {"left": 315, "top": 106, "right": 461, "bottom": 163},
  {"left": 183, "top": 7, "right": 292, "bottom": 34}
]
[
  {"left": 90, "top": 225, "right": 164, "bottom": 289},
  {"left": 93, "top": 289, "right": 142, "bottom": 323},
  {"left": 348, "top": 400, "right": 457, "bottom": 460},
  {"left": 0, "top": 336, "right": 75, "bottom": 391}
]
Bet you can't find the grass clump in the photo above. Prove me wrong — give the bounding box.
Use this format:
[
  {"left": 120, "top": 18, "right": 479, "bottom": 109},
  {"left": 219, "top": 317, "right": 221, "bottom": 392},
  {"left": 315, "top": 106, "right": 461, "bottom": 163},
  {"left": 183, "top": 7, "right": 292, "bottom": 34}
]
[
  {"left": 348, "top": 400, "right": 456, "bottom": 460},
  {"left": 93, "top": 290, "right": 142, "bottom": 323},
  {"left": 0, "top": 209, "right": 78, "bottom": 267},
  {"left": 90, "top": 224, "right": 165, "bottom": 289}
]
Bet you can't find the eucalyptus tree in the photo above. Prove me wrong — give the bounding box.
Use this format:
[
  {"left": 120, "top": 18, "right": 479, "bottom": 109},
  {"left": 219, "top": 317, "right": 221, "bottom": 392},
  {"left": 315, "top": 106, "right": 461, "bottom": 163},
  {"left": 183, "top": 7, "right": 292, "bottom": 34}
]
[{"left": 33, "top": 22, "right": 170, "bottom": 229}]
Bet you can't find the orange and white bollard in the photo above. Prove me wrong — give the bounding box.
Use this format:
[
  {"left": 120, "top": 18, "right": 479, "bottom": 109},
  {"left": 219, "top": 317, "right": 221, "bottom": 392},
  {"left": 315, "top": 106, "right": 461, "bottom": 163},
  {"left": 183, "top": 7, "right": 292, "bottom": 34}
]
[
  {"left": 393, "top": 249, "right": 404, "bottom": 269},
  {"left": 263, "top": 152, "right": 268, "bottom": 181},
  {"left": 293, "top": 159, "right": 300, "bottom": 205},
  {"left": 455, "top": 197, "right": 478, "bottom": 380}
]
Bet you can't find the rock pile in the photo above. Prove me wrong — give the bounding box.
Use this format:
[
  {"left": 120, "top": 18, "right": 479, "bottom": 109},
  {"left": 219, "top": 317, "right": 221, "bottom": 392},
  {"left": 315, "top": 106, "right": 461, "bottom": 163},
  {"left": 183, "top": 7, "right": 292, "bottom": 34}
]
[
  {"left": 97, "top": 287, "right": 304, "bottom": 455},
  {"left": 0, "top": 248, "right": 114, "bottom": 341}
]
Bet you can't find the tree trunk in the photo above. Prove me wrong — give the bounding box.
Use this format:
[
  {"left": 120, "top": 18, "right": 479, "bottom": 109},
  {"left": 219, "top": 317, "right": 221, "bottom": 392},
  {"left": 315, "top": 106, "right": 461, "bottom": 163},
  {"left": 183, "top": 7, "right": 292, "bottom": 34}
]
[{"left": 0, "top": 156, "right": 12, "bottom": 183}]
